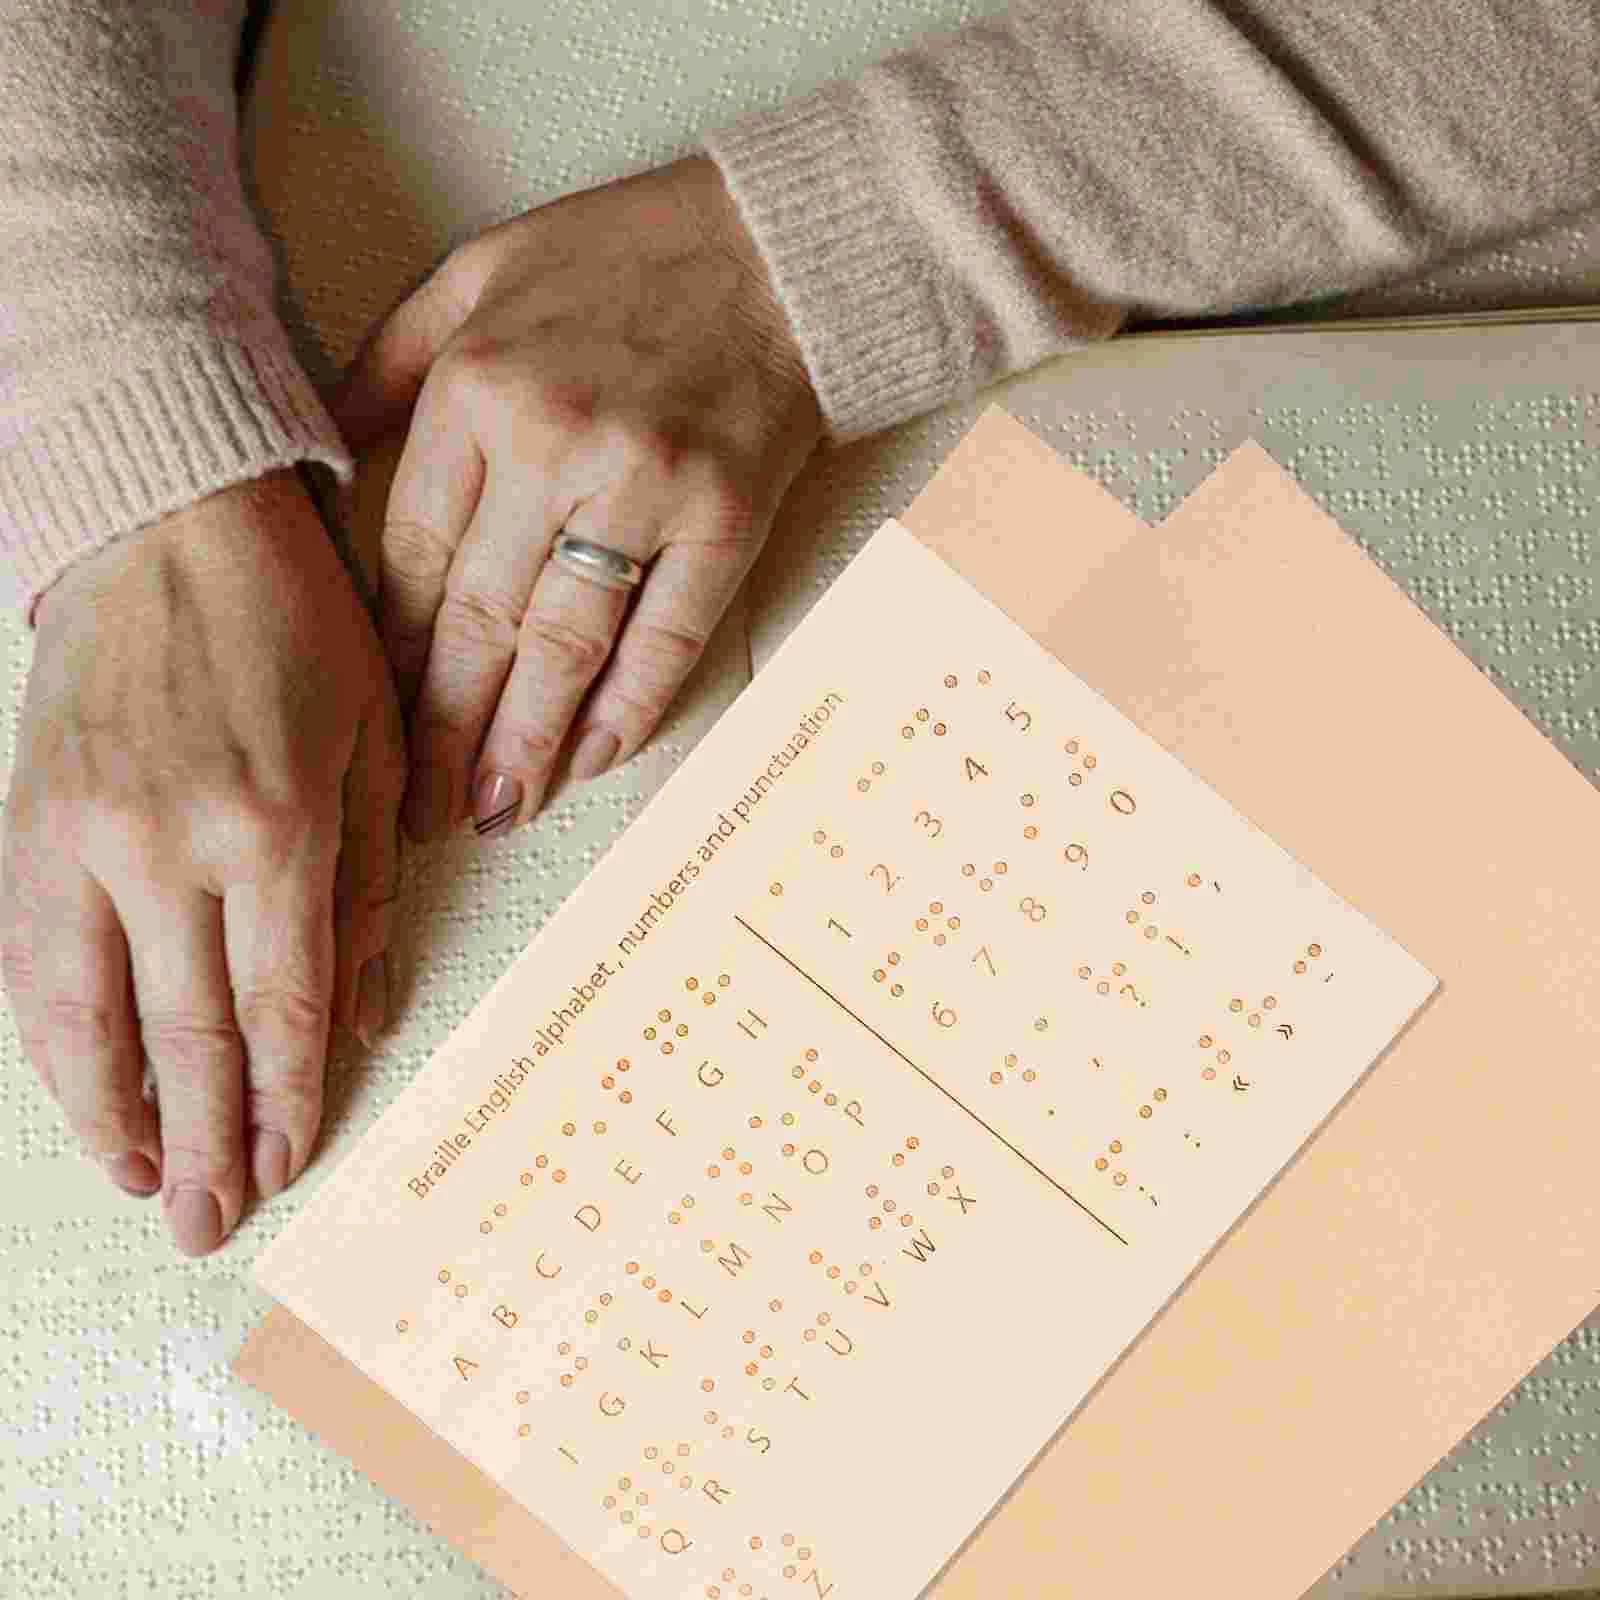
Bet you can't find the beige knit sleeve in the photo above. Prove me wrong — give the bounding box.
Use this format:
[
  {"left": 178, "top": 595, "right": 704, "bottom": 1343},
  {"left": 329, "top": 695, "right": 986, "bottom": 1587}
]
[
  {"left": 0, "top": 1, "right": 354, "bottom": 627},
  {"left": 701, "top": 0, "right": 1600, "bottom": 443}
]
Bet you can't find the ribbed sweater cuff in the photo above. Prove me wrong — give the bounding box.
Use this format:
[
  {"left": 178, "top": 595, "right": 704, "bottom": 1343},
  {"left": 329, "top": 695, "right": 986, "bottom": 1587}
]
[
  {"left": 700, "top": 84, "right": 963, "bottom": 446},
  {"left": 0, "top": 323, "right": 356, "bottom": 628}
]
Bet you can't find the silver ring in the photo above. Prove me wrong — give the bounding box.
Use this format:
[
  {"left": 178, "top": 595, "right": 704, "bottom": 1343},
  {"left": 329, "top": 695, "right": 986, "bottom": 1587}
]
[{"left": 550, "top": 533, "right": 645, "bottom": 591}]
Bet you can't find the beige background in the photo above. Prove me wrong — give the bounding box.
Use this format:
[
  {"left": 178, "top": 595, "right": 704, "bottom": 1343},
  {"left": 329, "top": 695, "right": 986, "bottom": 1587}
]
[{"left": 4, "top": 0, "right": 1600, "bottom": 1595}]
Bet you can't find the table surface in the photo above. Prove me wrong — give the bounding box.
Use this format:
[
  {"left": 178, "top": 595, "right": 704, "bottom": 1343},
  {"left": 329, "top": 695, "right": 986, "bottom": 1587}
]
[{"left": 4, "top": 3, "right": 1600, "bottom": 1597}]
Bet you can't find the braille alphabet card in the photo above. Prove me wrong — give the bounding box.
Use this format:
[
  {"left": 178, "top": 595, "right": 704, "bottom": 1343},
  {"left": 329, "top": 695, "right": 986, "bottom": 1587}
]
[{"left": 236, "top": 406, "right": 1600, "bottom": 1600}]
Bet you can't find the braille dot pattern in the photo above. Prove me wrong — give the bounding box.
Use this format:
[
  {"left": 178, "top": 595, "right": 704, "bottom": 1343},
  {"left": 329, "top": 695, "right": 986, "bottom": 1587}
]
[{"left": 13, "top": 19, "right": 1600, "bottom": 1585}]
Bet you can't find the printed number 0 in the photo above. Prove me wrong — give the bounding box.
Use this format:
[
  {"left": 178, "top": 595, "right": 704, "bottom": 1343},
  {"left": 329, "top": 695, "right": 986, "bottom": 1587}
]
[{"left": 1019, "top": 896, "right": 1047, "bottom": 923}]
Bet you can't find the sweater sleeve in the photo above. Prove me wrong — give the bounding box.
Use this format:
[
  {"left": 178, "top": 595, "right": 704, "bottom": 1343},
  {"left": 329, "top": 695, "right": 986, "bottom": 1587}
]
[
  {"left": 0, "top": 0, "right": 355, "bottom": 628},
  {"left": 700, "top": 0, "right": 1600, "bottom": 444}
]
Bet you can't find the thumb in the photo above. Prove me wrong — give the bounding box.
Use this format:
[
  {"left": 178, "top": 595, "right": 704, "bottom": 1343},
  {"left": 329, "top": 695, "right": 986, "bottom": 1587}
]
[{"left": 326, "top": 245, "right": 485, "bottom": 454}]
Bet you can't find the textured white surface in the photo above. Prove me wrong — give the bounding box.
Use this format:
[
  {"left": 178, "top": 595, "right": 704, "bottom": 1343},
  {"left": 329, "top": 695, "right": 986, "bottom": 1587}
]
[{"left": 3, "top": 2, "right": 1600, "bottom": 1595}]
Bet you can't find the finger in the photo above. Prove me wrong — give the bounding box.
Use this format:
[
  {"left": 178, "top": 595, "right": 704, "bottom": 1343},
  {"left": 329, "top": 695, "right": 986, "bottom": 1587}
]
[
  {"left": 333, "top": 683, "right": 407, "bottom": 1052},
  {"left": 375, "top": 362, "right": 489, "bottom": 726},
  {"left": 548, "top": 466, "right": 762, "bottom": 787},
  {"left": 224, "top": 812, "right": 343, "bottom": 1206},
  {"left": 467, "top": 464, "right": 675, "bottom": 835},
  {"left": 119, "top": 887, "right": 247, "bottom": 1256},
  {"left": 26, "top": 858, "right": 162, "bottom": 1197},
  {"left": 397, "top": 426, "right": 579, "bottom": 842}
]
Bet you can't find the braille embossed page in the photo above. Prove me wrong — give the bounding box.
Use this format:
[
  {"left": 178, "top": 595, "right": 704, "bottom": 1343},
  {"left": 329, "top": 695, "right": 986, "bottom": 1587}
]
[{"left": 252, "top": 488, "right": 1436, "bottom": 1600}]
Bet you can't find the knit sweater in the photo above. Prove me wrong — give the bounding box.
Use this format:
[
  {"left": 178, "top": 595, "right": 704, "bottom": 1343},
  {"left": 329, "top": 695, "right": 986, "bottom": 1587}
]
[{"left": 2, "top": 2, "right": 1596, "bottom": 627}]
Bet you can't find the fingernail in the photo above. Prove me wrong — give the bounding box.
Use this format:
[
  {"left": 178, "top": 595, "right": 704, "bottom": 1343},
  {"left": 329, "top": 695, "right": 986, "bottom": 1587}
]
[
  {"left": 102, "top": 1150, "right": 160, "bottom": 1195},
  {"left": 569, "top": 727, "right": 620, "bottom": 782},
  {"left": 403, "top": 764, "right": 455, "bottom": 841},
  {"left": 167, "top": 1184, "right": 223, "bottom": 1257},
  {"left": 355, "top": 952, "right": 389, "bottom": 1046},
  {"left": 253, "top": 1129, "right": 291, "bottom": 1200},
  {"left": 473, "top": 771, "right": 523, "bottom": 837}
]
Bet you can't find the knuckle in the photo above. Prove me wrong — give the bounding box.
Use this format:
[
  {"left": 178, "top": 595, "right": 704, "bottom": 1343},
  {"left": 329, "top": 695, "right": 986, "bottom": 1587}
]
[
  {"left": 617, "top": 420, "right": 684, "bottom": 480},
  {"left": 71, "top": 1107, "right": 149, "bottom": 1154},
  {"left": 700, "top": 466, "right": 758, "bottom": 543},
  {"left": 247, "top": 1050, "right": 326, "bottom": 1134},
  {"left": 521, "top": 611, "right": 612, "bottom": 679},
  {"left": 382, "top": 514, "right": 456, "bottom": 586},
  {"left": 234, "top": 983, "right": 328, "bottom": 1045},
  {"left": 528, "top": 380, "right": 598, "bottom": 434},
  {"left": 140, "top": 1014, "right": 245, "bottom": 1079},
  {"left": 438, "top": 584, "right": 523, "bottom": 650},
  {"left": 158, "top": 1140, "right": 243, "bottom": 1191},
  {"left": 629, "top": 618, "right": 710, "bottom": 684},
  {"left": 501, "top": 724, "right": 566, "bottom": 771},
  {"left": 43, "top": 994, "right": 130, "bottom": 1059},
  {"left": 231, "top": 799, "right": 331, "bottom": 880}
]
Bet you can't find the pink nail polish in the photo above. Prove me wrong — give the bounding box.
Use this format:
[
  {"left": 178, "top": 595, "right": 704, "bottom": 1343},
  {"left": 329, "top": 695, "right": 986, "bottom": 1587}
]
[{"left": 473, "top": 771, "right": 523, "bottom": 836}]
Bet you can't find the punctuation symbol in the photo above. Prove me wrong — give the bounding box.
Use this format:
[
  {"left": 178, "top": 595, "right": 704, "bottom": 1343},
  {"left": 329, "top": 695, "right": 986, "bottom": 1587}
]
[
  {"left": 1134, "top": 1086, "right": 1168, "bottom": 1121},
  {"left": 1185, "top": 872, "right": 1222, "bottom": 895},
  {"left": 1232, "top": 1075, "right": 1251, "bottom": 1092},
  {"left": 855, "top": 760, "right": 887, "bottom": 794},
  {"left": 1293, "top": 941, "right": 1325, "bottom": 976},
  {"left": 812, "top": 827, "right": 846, "bottom": 861},
  {"left": 1227, "top": 993, "right": 1281, "bottom": 1030},
  {"left": 1196, "top": 1032, "right": 1232, "bottom": 1081},
  {"left": 1184, "top": 1130, "right": 1201, "bottom": 1149},
  {"left": 977, "top": 668, "right": 992, "bottom": 685},
  {"left": 1077, "top": 962, "right": 1145, "bottom": 1005},
  {"left": 915, "top": 900, "right": 961, "bottom": 946},
  {"left": 1020, "top": 791, "right": 1040, "bottom": 841},
  {"left": 1093, "top": 1138, "right": 1127, "bottom": 1186},
  {"left": 1126, "top": 889, "right": 1186, "bottom": 953},
  {"left": 1276, "top": 1023, "right": 1295, "bottom": 1041},
  {"left": 871, "top": 951, "right": 906, "bottom": 996}
]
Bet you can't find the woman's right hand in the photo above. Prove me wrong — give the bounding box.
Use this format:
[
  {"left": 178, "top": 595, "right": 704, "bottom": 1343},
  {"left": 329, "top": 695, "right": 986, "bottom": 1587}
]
[{"left": 0, "top": 467, "right": 407, "bottom": 1256}]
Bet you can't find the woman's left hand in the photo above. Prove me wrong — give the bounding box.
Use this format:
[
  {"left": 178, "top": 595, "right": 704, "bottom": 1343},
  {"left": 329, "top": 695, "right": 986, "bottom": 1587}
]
[{"left": 327, "top": 155, "right": 823, "bottom": 842}]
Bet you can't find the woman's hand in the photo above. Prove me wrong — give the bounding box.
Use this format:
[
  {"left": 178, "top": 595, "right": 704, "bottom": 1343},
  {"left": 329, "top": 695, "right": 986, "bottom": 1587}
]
[
  {"left": 0, "top": 469, "right": 406, "bottom": 1255},
  {"left": 327, "top": 154, "right": 823, "bottom": 841}
]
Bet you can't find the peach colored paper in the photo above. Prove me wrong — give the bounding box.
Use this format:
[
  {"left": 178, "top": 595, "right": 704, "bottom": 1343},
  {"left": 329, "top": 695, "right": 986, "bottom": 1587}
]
[{"left": 235, "top": 407, "right": 1600, "bottom": 1599}]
